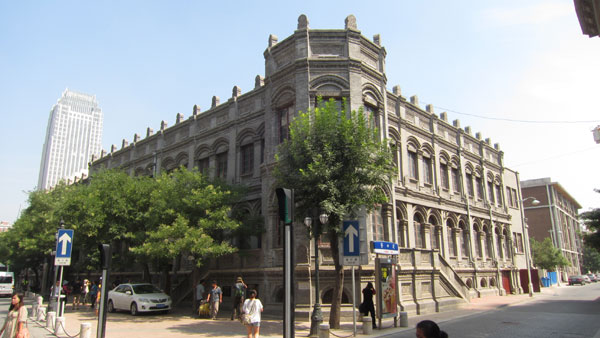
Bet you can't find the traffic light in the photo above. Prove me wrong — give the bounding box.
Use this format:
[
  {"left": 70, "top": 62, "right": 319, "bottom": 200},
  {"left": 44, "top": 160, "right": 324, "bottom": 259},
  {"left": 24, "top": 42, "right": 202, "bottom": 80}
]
[
  {"left": 276, "top": 188, "right": 293, "bottom": 224},
  {"left": 98, "top": 244, "right": 112, "bottom": 270}
]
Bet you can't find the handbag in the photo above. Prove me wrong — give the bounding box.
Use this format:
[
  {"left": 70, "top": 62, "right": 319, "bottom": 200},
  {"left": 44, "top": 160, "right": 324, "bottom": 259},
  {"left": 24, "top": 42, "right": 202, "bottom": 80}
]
[
  {"left": 240, "top": 300, "right": 255, "bottom": 325},
  {"left": 359, "top": 302, "right": 367, "bottom": 313}
]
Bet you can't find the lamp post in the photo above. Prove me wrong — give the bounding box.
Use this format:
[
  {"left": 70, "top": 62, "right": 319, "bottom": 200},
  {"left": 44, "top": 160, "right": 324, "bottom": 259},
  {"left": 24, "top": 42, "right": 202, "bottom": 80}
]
[
  {"left": 307, "top": 213, "right": 329, "bottom": 337},
  {"left": 519, "top": 197, "right": 539, "bottom": 297}
]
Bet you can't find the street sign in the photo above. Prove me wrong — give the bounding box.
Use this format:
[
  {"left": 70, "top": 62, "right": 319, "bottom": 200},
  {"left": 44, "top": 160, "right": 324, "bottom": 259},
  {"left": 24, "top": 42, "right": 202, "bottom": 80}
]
[
  {"left": 371, "top": 241, "right": 399, "bottom": 255},
  {"left": 55, "top": 229, "right": 74, "bottom": 266},
  {"left": 343, "top": 221, "right": 360, "bottom": 266}
]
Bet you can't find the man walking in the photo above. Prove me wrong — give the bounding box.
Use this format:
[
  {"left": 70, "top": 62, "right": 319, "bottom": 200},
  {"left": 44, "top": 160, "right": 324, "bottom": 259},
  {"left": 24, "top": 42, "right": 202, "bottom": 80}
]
[
  {"left": 206, "top": 280, "right": 222, "bottom": 320},
  {"left": 231, "top": 276, "right": 247, "bottom": 320}
]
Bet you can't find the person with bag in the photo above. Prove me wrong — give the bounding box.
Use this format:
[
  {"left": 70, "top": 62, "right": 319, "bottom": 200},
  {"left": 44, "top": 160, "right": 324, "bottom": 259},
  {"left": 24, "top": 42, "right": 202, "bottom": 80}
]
[
  {"left": 231, "top": 276, "right": 247, "bottom": 320},
  {"left": 241, "top": 289, "right": 263, "bottom": 338},
  {"left": 361, "top": 282, "right": 377, "bottom": 329},
  {"left": 0, "top": 293, "right": 29, "bottom": 338}
]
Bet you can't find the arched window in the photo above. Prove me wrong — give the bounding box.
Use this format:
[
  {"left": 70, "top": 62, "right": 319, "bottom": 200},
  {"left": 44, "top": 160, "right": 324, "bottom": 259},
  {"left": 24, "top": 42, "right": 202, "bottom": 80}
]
[
  {"left": 475, "top": 228, "right": 482, "bottom": 258},
  {"left": 483, "top": 225, "right": 492, "bottom": 258},
  {"left": 495, "top": 227, "right": 503, "bottom": 259},
  {"left": 397, "top": 208, "right": 407, "bottom": 248},
  {"left": 503, "top": 229, "right": 511, "bottom": 260},
  {"left": 459, "top": 220, "right": 469, "bottom": 259},
  {"left": 429, "top": 216, "right": 440, "bottom": 250}
]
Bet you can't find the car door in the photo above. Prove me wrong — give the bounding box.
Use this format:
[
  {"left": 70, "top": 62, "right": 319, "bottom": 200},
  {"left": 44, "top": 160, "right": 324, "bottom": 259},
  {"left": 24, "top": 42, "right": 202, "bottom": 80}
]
[{"left": 112, "top": 285, "right": 127, "bottom": 309}]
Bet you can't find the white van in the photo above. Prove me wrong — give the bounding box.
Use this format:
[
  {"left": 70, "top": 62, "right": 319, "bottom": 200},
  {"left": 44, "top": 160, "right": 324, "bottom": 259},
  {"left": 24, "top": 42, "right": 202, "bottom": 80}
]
[{"left": 0, "top": 271, "right": 15, "bottom": 296}]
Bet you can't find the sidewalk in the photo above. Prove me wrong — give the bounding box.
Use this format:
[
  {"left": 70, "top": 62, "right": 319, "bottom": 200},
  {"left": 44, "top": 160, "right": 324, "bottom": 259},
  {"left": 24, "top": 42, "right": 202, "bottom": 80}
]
[{"left": 24, "top": 287, "right": 555, "bottom": 338}]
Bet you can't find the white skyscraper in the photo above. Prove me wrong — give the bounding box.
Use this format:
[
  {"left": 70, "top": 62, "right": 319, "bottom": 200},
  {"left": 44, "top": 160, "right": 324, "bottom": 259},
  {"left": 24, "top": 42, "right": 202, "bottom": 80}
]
[{"left": 38, "top": 88, "right": 103, "bottom": 190}]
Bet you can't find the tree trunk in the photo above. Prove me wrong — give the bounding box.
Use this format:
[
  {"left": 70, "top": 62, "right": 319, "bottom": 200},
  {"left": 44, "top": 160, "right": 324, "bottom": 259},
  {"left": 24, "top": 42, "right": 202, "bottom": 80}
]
[
  {"left": 328, "top": 229, "right": 344, "bottom": 329},
  {"left": 143, "top": 263, "right": 152, "bottom": 283}
]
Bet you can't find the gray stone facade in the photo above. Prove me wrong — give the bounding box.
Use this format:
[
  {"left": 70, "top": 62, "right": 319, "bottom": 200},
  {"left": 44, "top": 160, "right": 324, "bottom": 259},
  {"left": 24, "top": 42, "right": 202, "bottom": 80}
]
[{"left": 91, "top": 15, "right": 530, "bottom": 317}]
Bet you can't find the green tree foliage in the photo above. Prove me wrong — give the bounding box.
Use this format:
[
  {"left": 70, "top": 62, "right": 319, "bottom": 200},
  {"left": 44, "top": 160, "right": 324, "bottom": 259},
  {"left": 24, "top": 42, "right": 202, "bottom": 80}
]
[
  {"left": 580, "top": 189, "right": 600, "bottom": 251},
  {"left": 582, "top": 244, "right": 600, "bottom": 273},
  {"left": 3, "top": 167, "right": 242, "bottom": 290},
  {"left": 274, "top": 98, "right": 395, "bottom": 328},
  {"left": 530, "top": 237, "right": 570, "bottom": 271}
]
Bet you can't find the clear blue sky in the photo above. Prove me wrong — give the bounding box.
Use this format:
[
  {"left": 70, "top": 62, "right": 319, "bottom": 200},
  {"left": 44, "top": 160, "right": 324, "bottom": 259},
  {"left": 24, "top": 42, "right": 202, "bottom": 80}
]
[{"left": 1, "top": 1, "right": 599, "bottom": 223}]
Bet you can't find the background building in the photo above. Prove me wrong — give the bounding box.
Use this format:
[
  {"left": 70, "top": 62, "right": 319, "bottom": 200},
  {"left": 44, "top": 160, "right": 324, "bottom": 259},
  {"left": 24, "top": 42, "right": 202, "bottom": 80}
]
[
  {"left": 574, "top": 0, "right": 600, "bottom": 38},
  {"left": 521, "top": 178, "right": 583, "bottom": 279},
  {"left": 91, "top": 15, "right": 531, "bottom": 316},
  {"left": 38, "top": 88, "right": 103, "bottom": 190},
  {"left": 0, "top": 221, "right": 12, "bottom": 233}
]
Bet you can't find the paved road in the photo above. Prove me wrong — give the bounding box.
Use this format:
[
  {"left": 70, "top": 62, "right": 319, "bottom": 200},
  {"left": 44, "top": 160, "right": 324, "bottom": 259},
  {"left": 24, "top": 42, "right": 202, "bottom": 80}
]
[{"left": 380, "top": 283, "right": 600, "bottom": 338}]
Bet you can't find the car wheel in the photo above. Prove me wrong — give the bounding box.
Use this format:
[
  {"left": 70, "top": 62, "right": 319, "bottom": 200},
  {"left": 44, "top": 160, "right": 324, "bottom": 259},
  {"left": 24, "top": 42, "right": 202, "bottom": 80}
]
[
  {"left": 130, "top": 302, "right": 138, "bottom": 316},
  {"left": 107, "top": 300, "right": 115, "bottom": 313}
]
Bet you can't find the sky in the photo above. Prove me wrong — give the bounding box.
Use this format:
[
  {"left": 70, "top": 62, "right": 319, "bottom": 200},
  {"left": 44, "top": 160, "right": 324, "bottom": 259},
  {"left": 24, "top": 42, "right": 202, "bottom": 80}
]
[{"left": 1, "top": 1, "right": 599, "bottom": 223}]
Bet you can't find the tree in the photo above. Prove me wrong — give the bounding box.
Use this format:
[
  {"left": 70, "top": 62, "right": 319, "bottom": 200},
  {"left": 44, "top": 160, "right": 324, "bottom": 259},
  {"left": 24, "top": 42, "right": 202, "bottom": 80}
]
[
  {"left": 530, "top": 237, "right": 570, "bottom": 271},
  {"left": 274, "top": 98, "right": 395, "bottom": 328},
  {"left": 580, "top": 189, "right": 600, "bottom": 251},
  {"left": 582, "top": 244, "right": 600, "bottom": 273}
]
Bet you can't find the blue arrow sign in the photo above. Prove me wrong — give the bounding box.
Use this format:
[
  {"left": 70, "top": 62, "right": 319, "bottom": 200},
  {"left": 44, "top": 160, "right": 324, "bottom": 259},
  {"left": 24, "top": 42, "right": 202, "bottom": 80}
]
[
  {"left": 343, "top": 221, "right": 360, "bottom": 256},
  {"left": 55, "top": 229, "right": 74, "bottom": 266}
]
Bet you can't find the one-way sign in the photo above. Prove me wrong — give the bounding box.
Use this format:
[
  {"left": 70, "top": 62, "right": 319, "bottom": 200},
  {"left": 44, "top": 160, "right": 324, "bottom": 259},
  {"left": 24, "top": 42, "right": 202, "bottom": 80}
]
[
  {"left": 343, "top": 221, "right": 360, "bottom": 266},
  {"left": 55, "top": 229, "right": 74, "bottom": 266}
]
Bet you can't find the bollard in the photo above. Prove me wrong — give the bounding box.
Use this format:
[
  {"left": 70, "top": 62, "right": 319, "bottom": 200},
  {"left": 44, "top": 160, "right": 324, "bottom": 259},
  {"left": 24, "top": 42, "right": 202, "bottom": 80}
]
[
  {"left": 399, "top": 311, "right": 408, "bottom": 327},
  {"left": 55, "top": 316, "right": 66, "bottom": 336},
  {"left": 37, "top": 306, "right": 46, "bottom": 321},
  {"left": 46, "top": 311, "right": 56, "bottom": 329},
  {"left": 80, "top": 322, "right": 92, "bottom": 338},
  {"left": 362, "top": 317, "right": 373, "bottom": 335},
  {"left": 32, "top": 303, "right": 38, "bottom": 317},
  {"left": 318, "top": 323, "right": 330, "bottom": 338},
  {"left": 37, "top": 295, "right": 43, "bottom": 306}
]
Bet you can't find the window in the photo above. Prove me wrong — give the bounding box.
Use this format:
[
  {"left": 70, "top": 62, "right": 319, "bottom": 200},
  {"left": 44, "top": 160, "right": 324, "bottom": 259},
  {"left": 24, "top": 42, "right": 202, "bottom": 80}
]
[
  {"left": 414, "top": 215, "right": 425, "bottom": 248},
  {"left": 506, "top": 187, "right": 513, "bottom": 207},
  {"left": 364, "top": 104, "right": 378, "bottom": 129},
  {"left": 487, "top": 181, "right": 495, "bottom": 204},
  {"left": 216, "top": 152, "right": 228, "bottom": 179},
  {"left": 278, "top": 106, "right": 294, "bottom": 143},
  {"left": 260, "top": 139, "right": 265, "bottom": 164},
  {"left": 372, "top": 206, "right": 385, "bottom": 242},
  {"left": 408, "top": 151, "right": 418, "bottom": 180},
  {"left": 495, "top": 184, "right": 502, "bottom": 206},
  {"left": 197, "top": 157, "right": 209, "bottom": 174},
  {"left": 422, "top": 156, "right": 432, "bottom": 185},
  {"left": 476, "top": 177, "right": 484, "bottom": 200},
  {"left": 475, "top": 231, "right": 482, "bottom": 257},
  {"left": 466, "top": 172, "right": 474, "bottom": 197},
  {"left": 460, "top": 223, "right": 469, "bottom": 258},
  {"left": 241, "top": 144, "right": 254, "bottom": 175},
  {"left": 447, "top": 222, "right": 456, "bottom": 256},
  {"left": 451, "top": 167, "right": 460, "bottom": 193},
  {"left": 440, "top": 163, "right": 449, "bottom": 190}
]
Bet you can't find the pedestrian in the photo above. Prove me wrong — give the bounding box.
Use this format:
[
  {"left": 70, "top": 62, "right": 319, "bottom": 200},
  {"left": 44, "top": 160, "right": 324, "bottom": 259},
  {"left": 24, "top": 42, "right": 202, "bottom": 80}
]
[
  {"left": 195, "top": 279, "right": 205, "bottom": 316},
  {"left": 82, "top": 279, "right": 89, "bottom": 305},
  {"left": 361, "top": 282, "right": 377, "bottom": 329},
  {"left": 231, "top": 276, "right": 247, "bottom": 320},
  {"left": 0, "top": 293, "right": 28, "bottom": 338},
  {"left": 242, "top": 289, "right": 263, "bottom": 338},
  {"left": 89, "top": 281, "right": 99, "bottom": 310},
  {"left": 416, "top": 320, "right": 448, "bottom": 338},
  {"left": 71, "top": 278, "right": 82, "bottom": 310},
  {"left": 206, "top": 280, "right": 222, "bottom": 320}
]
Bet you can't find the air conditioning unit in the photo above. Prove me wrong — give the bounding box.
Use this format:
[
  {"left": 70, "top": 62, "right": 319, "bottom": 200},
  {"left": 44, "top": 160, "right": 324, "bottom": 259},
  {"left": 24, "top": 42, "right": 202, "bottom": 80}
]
[{"left": 593, "top": 125, "right": 600, "bottom": 144}]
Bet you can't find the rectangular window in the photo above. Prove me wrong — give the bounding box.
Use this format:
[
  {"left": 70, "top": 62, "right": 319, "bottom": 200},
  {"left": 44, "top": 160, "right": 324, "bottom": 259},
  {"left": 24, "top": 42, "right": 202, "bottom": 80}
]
[
  {"left": 408, "top": 151, "right": 418, "bottom": 180},
  {"left": 506, "top": 187, "right": 513, "bottom": 207},
  {"left": 423, "top": 157, "right": 432, "bottom": 185},
  {"left": 476, "top": 177, "right": 484, "bottom": 200},
  {"left": 440, "top": 163, "right": 449, "bottom": 190},
  {"left": 451, "top": 167, "right": 460, "bottom": 193},
  {"left": 278, "top": 106, "right": 293, "bottom": 143},
  {"left": 216, "top": 152, "right": 228, "bottom": 179},
  {"left": 466, "top": 173, "right": 474, "bottom": 197},
  {"left": 487, "top": 181, "right": 495, "bottom": 204},
  {"left": 495, "top": 185, "right": 503, "bottom": 206},
  {"left": 241, "top": 144, "right": 254, "bottom": 175},
  {"left": 197, "top": 157, "right": 209, "bottom": 175}
]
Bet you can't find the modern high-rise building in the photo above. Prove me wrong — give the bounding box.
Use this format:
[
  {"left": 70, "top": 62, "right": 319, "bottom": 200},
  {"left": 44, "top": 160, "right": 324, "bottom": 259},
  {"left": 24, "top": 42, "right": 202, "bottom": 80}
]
[{"left": 38, "top": 88, "right": 103, "bottom": 190}]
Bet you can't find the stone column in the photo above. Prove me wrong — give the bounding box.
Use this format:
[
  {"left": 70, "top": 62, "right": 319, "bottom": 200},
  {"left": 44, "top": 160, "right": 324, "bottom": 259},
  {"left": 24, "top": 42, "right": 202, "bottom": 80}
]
[
  {"left": 478, "top": 231, "right": 486, "bottom": 262},
  {"left": 423, "top": 223, "right": 432, "bottom": 250},
  {"left": 455, "top": 228, "right": 463, "bottom": 260}
]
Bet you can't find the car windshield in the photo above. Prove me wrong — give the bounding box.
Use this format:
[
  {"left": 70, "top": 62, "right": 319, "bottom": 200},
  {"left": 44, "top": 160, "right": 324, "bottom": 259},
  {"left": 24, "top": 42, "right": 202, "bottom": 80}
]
[{"left": 133, "top": 284, "right": 163, "bottom": 294}]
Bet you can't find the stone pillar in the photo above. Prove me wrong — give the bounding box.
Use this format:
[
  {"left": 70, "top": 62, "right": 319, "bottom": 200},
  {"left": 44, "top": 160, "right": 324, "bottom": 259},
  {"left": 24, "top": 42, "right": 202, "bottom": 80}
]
[
  {"left": 455, "top": 229, "right": 462, "bottom": 260},
  {"left": 478, "top": 231, "right": 486, "bottom": 261},
  {"left": 423, "top": 223, "right": 432, "bottom": 249}
]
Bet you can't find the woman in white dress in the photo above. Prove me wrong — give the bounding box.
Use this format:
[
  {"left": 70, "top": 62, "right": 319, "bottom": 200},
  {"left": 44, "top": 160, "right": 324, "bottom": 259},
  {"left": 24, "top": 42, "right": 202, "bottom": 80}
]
[
  {"left": 0, "top": 293, "right": 28, "bottom": 338},
  {"left": 242, "top": 289, "right": 263, "bottom": 338}
]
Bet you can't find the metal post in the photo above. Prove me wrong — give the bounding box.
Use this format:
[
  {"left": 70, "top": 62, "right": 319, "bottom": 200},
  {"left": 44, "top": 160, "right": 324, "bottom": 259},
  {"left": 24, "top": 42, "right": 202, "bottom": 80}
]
[
  {"left": 351, "top": 266, "right": 356, "bottom": 337},
  {"left": 97, "top": 267, "right": 110, "bottom": 338},
  {"left": 309, "top": 231, "right": 322, "bottom": 337},
  {"left": 57, "top": 266, "right": 64, "bottom": 317},
  {"left": 284, "top": 220, "right": 295, "bottom": 338}
]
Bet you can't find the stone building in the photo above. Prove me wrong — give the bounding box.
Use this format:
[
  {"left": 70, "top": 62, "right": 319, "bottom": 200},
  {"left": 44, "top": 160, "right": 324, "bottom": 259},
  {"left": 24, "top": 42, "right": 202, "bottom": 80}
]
[
  {"left": 521, "top": 178, "right": 583, "bottom": 279},
  {"left": 90, "top": 15, "right": 530, "bottom": 316}
]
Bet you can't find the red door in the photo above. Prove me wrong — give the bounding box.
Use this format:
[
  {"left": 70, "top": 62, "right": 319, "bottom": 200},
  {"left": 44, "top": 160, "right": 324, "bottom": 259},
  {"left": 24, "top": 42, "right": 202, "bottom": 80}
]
[{"left": 502, "top": 271, "right": 511, "bottom": 294}]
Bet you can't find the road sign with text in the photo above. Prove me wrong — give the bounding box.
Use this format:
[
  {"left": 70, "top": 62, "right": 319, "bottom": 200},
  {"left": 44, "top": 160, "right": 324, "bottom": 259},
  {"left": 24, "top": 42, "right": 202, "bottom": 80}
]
[{"left": 55, "top": 229, "right": 74, "bottom": 266}]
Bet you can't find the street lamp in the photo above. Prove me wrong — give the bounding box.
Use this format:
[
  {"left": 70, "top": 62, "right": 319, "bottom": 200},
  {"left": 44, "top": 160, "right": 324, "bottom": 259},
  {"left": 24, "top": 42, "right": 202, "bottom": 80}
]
[
  {"left": 519, "top": 197, "right": 540, "bottom": 297},
  {"left": 307, "top": 213, "right": 328, "bottom": 337}
]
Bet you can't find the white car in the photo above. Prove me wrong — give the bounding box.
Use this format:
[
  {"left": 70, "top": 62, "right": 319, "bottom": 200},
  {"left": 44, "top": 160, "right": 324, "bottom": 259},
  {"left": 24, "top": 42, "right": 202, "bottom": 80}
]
[{"left": 107, "top": 283, "right": 171, "bottom": 315}]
